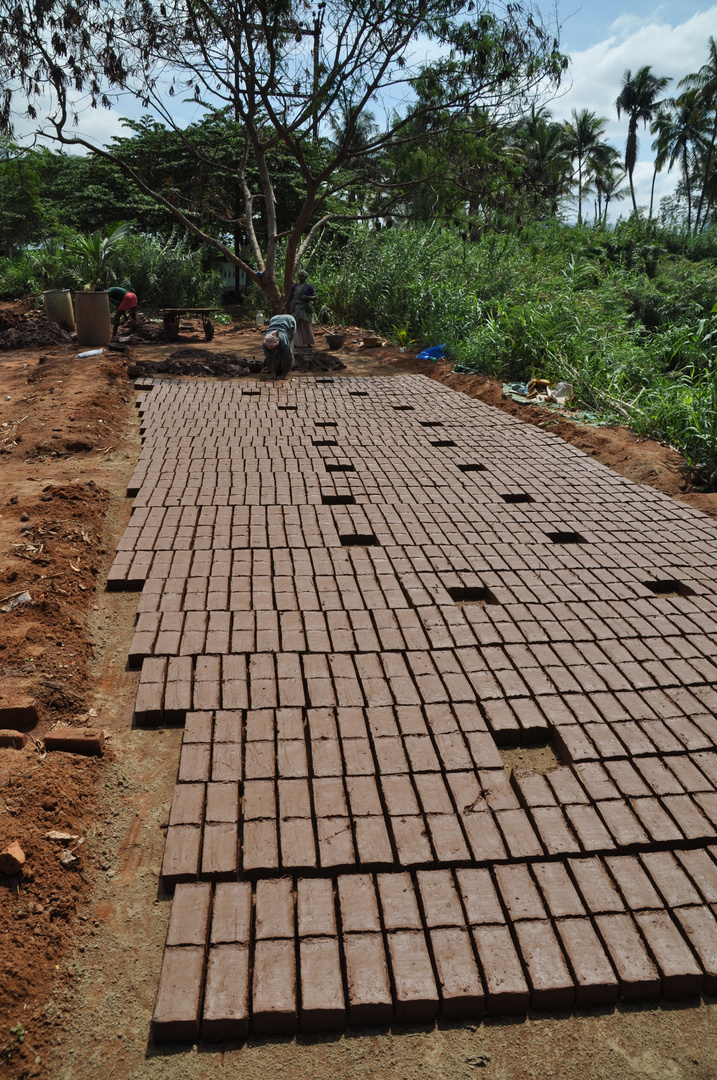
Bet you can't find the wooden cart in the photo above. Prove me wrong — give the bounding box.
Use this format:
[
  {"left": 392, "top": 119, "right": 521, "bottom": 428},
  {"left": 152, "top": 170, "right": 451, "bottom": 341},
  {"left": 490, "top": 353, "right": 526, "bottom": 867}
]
[{"left": 161, "top": 307, "right": 218, "bottom": 341}]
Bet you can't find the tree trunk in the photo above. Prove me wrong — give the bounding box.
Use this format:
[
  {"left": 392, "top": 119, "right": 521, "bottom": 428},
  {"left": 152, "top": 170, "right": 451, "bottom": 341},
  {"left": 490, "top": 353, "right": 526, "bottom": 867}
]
[
  {"left": 695, "top": 114, "right": 717, "bottom": 233},
  {"left": 649, "top": 166, "right": 657, "bottom": 220}
]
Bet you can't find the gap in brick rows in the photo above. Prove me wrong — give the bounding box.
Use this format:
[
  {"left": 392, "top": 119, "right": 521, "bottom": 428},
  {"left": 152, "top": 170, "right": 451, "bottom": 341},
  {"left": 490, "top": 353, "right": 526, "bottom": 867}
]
[
  {"left": 457, "top": 463, "right": 487, "bottom": 473},
  {"left": 321, "top": 495, "right": 356, "bottom": 505},
  {"left": 643, "top": 578, "right": 696, "bottom": 598},
  {"left": 447, "top": 585, "right": 497, "bottom": 606},
  {"left": 339, "top": 533, "right": 379, "bottom": 547},
  {"left": 391, "top": 405, "right": 414, "bottom": 411},
  {"left": 315, "top": 421, "right": 338, "bottom": 427},
  {"left": 326, "top": 463, "right": 355, "bottom": 472},
  {"left": 418, "top": 421, "right": 442, "bottom": 427},
  {"left": 547, "top": 530, "right": 586, "bottom": 544},
  {"left": 430, "top": 440, "right": 456, "bottom": 448},
  {"left": 312, "top": 440, "right": 338, "bottom": 447},
  {"left": 499, "top": 492, "right": 534, "bottom": 504}
]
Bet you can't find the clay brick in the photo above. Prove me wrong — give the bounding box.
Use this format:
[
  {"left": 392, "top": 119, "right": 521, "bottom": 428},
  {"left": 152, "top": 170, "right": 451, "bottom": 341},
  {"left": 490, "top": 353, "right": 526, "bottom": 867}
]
[
  {"left": 201, "top": 822, "right": 238, "bottom": 880},
  {"left": 675, "top": 849, "right": 717, "bottom": 903},
  {"left": 635, "top": 910, "right": 703, "bottom": 996},
  {"left": 255, "top": 877, "right": 295, "bottom": 938},
  {"left": 297, "top": 878, "right": 337, "bottom": 937},
  {"left": 456, "top": 868, "right": 505, "bottom": 925},
  {"left": 211, "top": 882, "right": 252, "bottom": 944},
  {"left": 203, "top": 944, "right": 250, "bottom": 1040},
  {"left": 280, "top": 818, "right": 317, "bottom": 870},
  {"left": 277, "top": 739, "right": 309, "bottom": 778},
  {"left": 529, "top": 807, "right": 581, "bottom": 856},
  {"left": 472, "top": 924, "right": 530, "bottom": 1014},
  {"left": 514, "top": 919, "right": 574, "bottom": 1009},
  {"left": 569, "top": 858, "right": 624, "bottom": 914},
  {"left": 426, "top": 814, "right": 470, "bottom": 862},
  {"left": 252, "top": 939, "right": 297, "bottom": 1034},
  {"left": 169, "top": 783, "right": 205, "bottom": 827},
  {"left": 353, "top": 816, "right": 394, "bottom": 867},
  {"left": 166, "top": 882, "right": 212, "bottom": 946},
  {"left": 0, "top": 730, "right": 27, "bottom": 749},
  {"left": 391, "top": 815, "right": 433, "bottom": 865},
  {"left": 205, "top": 783, "right": 239, "bottom": 823},
  {"left": 597, "top": 800, "right": 648, "bottom": 848},
  {"left": 317, "top": 817, "right": 355, "bottom": 868},
  {"left": 606, "top": 856, "right": 662, "bottom": 910},
  {"left": 242, "top": 819, "right": 279, "bottom": 872},
  {"left": 640, "top": 852, "right": 701, "bottom": 908},
  {"left": 674, "top": 906, "right": 717, "bottom": 993},
  {"left": 161, "top": 825, "right": 201, "bottom": 887},
  {"left": 338, "top": 874, "right": 381, "bottom": 932},
  {"left": 44, "top": 728, "right": 105, "bottom": 756},
  {"left": 183, "top": 711, "right": 213, "bottom": 743},
  {"left": 244, "top": 740, "right": 275, "bottom": 779},
  {"left": 214, "top": 710, "right": 242, "bottom": 742},
  {"left": 377, "top": 872, "right": 422, "bottom": 930},
  {"left": 495, "top": 809, "right": 543, "bottom": 859},
  {"left": 382, "top": 775, "right": 419, "bottom": 816},
  {"left": 417, "top": 870, "right": 465, "bottom": 928},
  {"left": 495, "top": 865, "right": 546, "bottom": 922},
  {"left": 594, "top": 914, "right": 660, "bottom": 1000},
  {"left": 152, "top": 945, "right": 205, "bottom": 1042},
  {"left": 564, "top": 804, "right": 614, "bottom": 853},
  {"left": 630, "top": 797, "right": 683, "bottom": 843},
  {"left": 212, "top": 742, "right": 242, "bottom": 783},
  {"left": 662, "top": 795, "right": 715, "bottom": 841},
  {"left": 342, "top": 932, "right": 393, "bottom": 1025},
  {"left": 556, "top": 918, "right": 618, "bottom": 1005},
  {"left": 429, "top": 927, "right": 484, "bottom": 1018},
  {"left": 300, "top": 936, "right": 347, "bottom": 1031},
  {"left": 243, "top": 779, "right": 276, "bottom": 819},
  {"left": 387, "top": 930, "right": 440, "bottom": 1021}
]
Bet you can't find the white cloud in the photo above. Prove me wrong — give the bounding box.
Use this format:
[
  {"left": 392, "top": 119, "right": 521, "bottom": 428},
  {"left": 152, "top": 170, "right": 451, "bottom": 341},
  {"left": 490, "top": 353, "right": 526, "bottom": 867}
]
[{"left": 550, "top": 5, "right": 717, "bottom": 217}]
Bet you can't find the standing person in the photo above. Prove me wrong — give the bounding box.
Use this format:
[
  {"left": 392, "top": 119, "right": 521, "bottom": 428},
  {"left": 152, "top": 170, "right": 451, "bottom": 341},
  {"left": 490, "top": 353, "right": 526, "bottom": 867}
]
[
  {"left": 262, "top": 314, "right": 296, "bottom": 379},
  {"left": 289, "top": 269, "right": 316, "bottom": 347},
  {"left": 108, "top": 286, "right": 138, "bottom": 336}
]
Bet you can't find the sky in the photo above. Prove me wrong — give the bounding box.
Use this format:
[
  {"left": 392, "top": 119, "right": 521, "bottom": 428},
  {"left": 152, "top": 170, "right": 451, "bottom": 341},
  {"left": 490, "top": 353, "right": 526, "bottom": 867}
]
[
  {"left": 9, "top": 1, "right": 717, "bottom": 223},
  {"left": 549, "top": 2, "right": 717, "bottom": 219}
]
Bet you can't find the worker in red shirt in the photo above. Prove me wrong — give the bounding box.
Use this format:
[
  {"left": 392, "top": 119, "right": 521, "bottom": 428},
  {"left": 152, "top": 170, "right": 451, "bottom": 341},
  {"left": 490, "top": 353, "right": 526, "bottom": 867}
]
[{"left": 108, "top": 286, "right": 138, "bottom": 336}]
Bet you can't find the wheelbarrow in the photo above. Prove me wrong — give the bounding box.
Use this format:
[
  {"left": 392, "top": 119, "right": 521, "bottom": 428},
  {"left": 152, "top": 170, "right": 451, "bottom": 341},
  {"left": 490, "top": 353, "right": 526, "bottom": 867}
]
[{"left": 161, "top": 307, "right": 218, "bottom": 341}]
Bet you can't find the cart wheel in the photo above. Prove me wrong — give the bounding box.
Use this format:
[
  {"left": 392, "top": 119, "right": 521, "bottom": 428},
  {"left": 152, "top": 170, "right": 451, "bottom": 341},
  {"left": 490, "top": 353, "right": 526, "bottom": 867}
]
[{"left": 204, "top": 319, "right": 215, "bottom": 341}]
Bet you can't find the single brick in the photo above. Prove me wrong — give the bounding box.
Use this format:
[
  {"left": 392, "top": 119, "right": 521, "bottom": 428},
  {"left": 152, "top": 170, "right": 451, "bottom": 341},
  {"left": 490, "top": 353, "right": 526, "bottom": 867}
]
[
  {"left": 280, "top": 817, "right": 318, "bottom": 871},
  {"left": 152, "top": 946, "right": 205, "bottom": 1042},
  {"left": 532, "top": 862, "right": 586, "bottom": 919},
  {"left": 495, "top": 865, "right": 547, "bottom": 922},
  {"left": 605, "top": 856, "right": 662, "bottom": 911},
  {"left": 472, "top": 924, "right": 530, "bottom": 1014},
  {"left": 675, "top": 849, "right": 717, "bottom": 904},
  {"left": 387, "top": 930, "right": 440, "bottom": 1021},
  {"left": 205, "top": 783, "right": 239, "bottom": 823},
  {"left": 211, "top": 882, "right": 252, "bottom": 944},
  {"left": 161, "top": 825, "right": 201, "bottom": 887},
  {"left": 417, "top": 870, "right": 465, "bottom": 928},
  {"left": 495, "top": 809, "right": 544, "bottom": 859},
  {"left": 343, "top": 932, "right": 393, "bottom": 1025},
  {"left": 354, "top": 816, "right": 395, "bottom": 867},
  {"left": 252, "top": 939, "right": 297, "bottom": 1034},
  {"left": 514, "top": 919, "right": 574, "bottom": 1009},
  {"left": 569, "top": 858, "right": 624, "bottom": 914},
  {"left": 201, "top": 822, "right": 238, "bottom": 881},
  {"left": 168, "top": 783, "right": 205, "bottom": 827},
  {"left": 674, "top": 906, "right": 717, "bottom": 993},
  {"left": 556, "top": 918, "right": 619, "bottom": 1005},
  {"left": 429, "top": 927, "right": 485, "bottom": 1018},
  {"left": 317, "top": 817, "right": 356, "bottom": 869},
  {"left": 595, "top": 914, "right": 660, "bottom": 1000},
  {"left": 242, "top": 819, "right": 279, "bottom": 872},
  {"left": 178, "top": 742, "right": 211, "bottom": 784},
  {"left": 456, "top": 868, "right": 505, "bottom": 925},
  {"left": 166, "top": 882, "right": 212, "bottom": 946},
  {"left": 0, "top": 730, "right": 27, "bottom": 749},
  {"left": 390, "top": 815, "right": 434, "bottom": 866},
  {"left": 300, "top": 936, "right": 347, "bottom": 1031},
  {"left": 377, "top": 872, "right": 422, "bottom": 930},
  {"left": 529, "top": 807, "right": 581, "bottom": 856},
  {"left": 255, "top": 877, "right": 295, "bottom": 939},
  {"left": 297, "top": 878, "right": 337, "bottom": 937},
  {"left": 44, "top": 728, "right": 105, "bottom": 756},
  {"left": 338, "top": 874, "right": 381, "bottom": 933},
  {"left": 212, "top": 742, "right": 242, "bottom": 783},
  {"left": 640, "top": 851, "right": 701, "bottom": 908},
  {"left": 203, "top": 944, "right": 250, "bottom": 1040},
  {"left": 635, "top": 911, "right": 703, "bottom": 997}
]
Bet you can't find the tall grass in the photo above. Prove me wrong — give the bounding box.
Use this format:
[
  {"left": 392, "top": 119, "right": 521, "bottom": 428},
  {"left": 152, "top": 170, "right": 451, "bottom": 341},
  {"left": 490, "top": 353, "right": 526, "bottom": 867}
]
[{"left": 312, "top": 221, "right": 717, "bottom": 488}]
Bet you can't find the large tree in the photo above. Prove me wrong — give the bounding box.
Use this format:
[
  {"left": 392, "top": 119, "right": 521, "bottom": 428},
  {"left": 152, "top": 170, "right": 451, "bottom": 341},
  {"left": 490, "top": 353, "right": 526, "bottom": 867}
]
[
  {"left": 562, "top": 108, "right": 607, "bottom": 225},
  {"left": 615, "top": 65, "right": 670, "bottom": 214},
  {"left": 0, "top": 0, "right": 565, "bottom": 311},
  {"left": 679, "top": 36, "right": 717, "bottom": 233}
]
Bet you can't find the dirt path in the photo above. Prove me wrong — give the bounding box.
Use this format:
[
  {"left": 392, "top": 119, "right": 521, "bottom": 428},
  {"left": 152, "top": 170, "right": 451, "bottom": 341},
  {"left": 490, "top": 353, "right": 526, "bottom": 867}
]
[{"left": 1, "top": 310, "right": 716, "bottom": 1080}]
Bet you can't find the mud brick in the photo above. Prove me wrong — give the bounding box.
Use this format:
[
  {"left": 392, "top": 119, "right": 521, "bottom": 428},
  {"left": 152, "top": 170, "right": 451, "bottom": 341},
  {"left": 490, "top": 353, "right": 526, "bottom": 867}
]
[
  {"left": 404, "top": 735, "right": 441, "bottom": 773},
  {"left": 242, "top": 819, "right": 279, "bottom": 872},
  {"left": 462, "top": 731, "right": 503, "bottom": 771},
  {"left": 514, "top": 772, "right": 556, "bottom": 808},
  {"left": 569, "top": 858, "right": 624, "bottom": 914},
  {"left": 674, "top": 906, "right": 717, "bottom": 993},
  {"left": 529, "top": 807, "right": 581, "bottom": 856},
  {"left": 377, "top": 872, "right": 422, "bottom": 930},
  {"left": 134, "top": 671, "right": 166, "bottom": 725},
  {"left": 637, "top": 757, "right": 687, "bottom": 796},
  {"left": 255, "top": 877, "right": 295, "bottom": 939},
  {"left": 479, "top": 770, "right": 521, "bottom": 812},
  {"left": 166, "top": 882, "right": 212, "bottom": 946},
  {"left": 573, "top": 762, "right": 619, "bottom": 802},
  {"left": 604, "top": 759, "right": 651, "bottom": 798},
  {"left": 317, "top": 817, "right": 355, "bottom": 868},
  {"left": 338, "top": 873, "right": 381, "bottom": 932},
  {"left": 279, "top": 778, "right": 311, "bottom": 818},
  {"left": 169, "top": 783, "right": 205, "bottom": 827},
  {"left": 221, "top": 655, "right": 249, "bottom": 710},
  {"left": 459, "top": 806, "right": 507, "bottom": 863},
  {"left": 675, "top": 849, "right": 717, "bottom": 903},
  {"left": 640, "top": 851, "right": 701, "bottom": 907},
  {"left": 152, "top": 945, "right": 205, "bottom": 1042},
  {"left": 668, "top": 755, "right": 714, "bottom": 792},
  {"left": 212, "top": 742, "right": 242, "bottom": 783},
  {"left": 297, "top": 878, "right": 337, "bottom": 937},
  {"left": 391, "top": 815, "right": 433, "bottom": 865},
  {"left": 211, "top": 882, "right": 252, "bottom": 944},
  {"left": 662, "top": 795, "right": 716, "bottom": 840},
  {"left": 310, "top": 736, "right": 344, "bottom": 777},
  {"left": 630, "top": 797, "right": 683, "bottom": 843},
  {"left": 336, "top": 707, "right": 369, "bottom": 740},
  {"left": 594, "top": 913, "right": 660, "bottom": 1000},
  {"left": 300, "top": 936, "right": 347, "bottom": 1032},
  {"left": 387, "top": 930, "right": 440, "bottom": 1021},
  {"left": 495, "top": 809, "right": 543, "bottom": 859},
  {"left": 204, "top": 783, "right": 239, "bottom": 824},
  {"left": 553, "top": 725, "right": 598, "bottom": 763},
  {"left": 161, "top": 824, "right": 201, "bottom": 887},
  {"left": 426, "top": 814, "right": 470, "bottom": 862},
  {"left": 244, "top": 740, "right": 275, "bottom": 780},
  {"left": 582, "top": 723, "right": 626, "bottom": 760},
  {"left": 556, "top": 918, "right": 619, "bottom": 1005},
  {"left": 313, "top": 777, "right": 348, "bottom": 817},
  {"left": 277, "top": 739, "right": 309, "bottom": 778},
  {"left": 417, "top": 870, "right": 466, "bottom": 928},
  {"left": 480, "top": 699, "right": 520, "bottom": 744},
  {"left": 192, "top": 655, "right": 221, "bottom": 711},
  {"left": 380, "top": 653, "right": 422, "bottom": 705},
  {"left": 214, "top": 710, "right": 242, "bottom": 743},
  {"left": 277, "top": 707, "right": 306, "bottom": 741},
  {"left": 183, "top": 711, "right": 212, "bottom": 743},
  {"left": 433, "top": 731, "right": 473, "bottom": 771},
  {"left": 280, "top": 817, "right": 317, "bottom": 870},
  {"left": 564, "top": 804, "right": 614, "bottom": 853},
  {"left": 533, "top": 862, "right": 586, "bottom": 919},
  {"left": 414, "top": 773, "right": 454, "bottom": 815},
  {"left": 342, "top": 738, "right": 375, "bottom": 776},
  {"left": 644, "top": 912, "right": 703, "bottom": 997},
  {"left": 178, "top": 742, "right": 211, "bottom": 783},
  {"left": 606, "top": 856, "right": 663, "bottom": 910},
  {"left": 547, "top": 767, "right": 589, "bottom": 806},
  {"left": 202, "top": 822, "right": 238, "bottom": 881},
  {"left": 252, "top": 939, "right": 297, "bottom": 1035},
  {"left": 382, "top": 775, "right": 419, "bottom": 816},
  {"left": 249, "top": 653, "right": 277, "bottom": 709},
  {"left": 495, "top": 865, "right": 547, "bottom": 922},
  {"left": 245, "top": 708, "right": 274, "bottom": 742},
  {"left": 429, "top": 927, "right": 484, "bottom": 1018},
  {"left": 456, "top": 868, "right": 505, "bottom": 925},
  {"left": 203, "top": 944, "right": 250, "bottom": 1041},
  {"left": 353, "top": 814, "right": 393, "bottom": 866},
  {"left": 597, "top": 800, "right": 649, "bottom": 848},
  {"left": 472, "top": 924, "right": 530, "bottom": 1014},
  {"left": 513, "top": 919, "right": 575, "bottom": 1008},
  {"left": 373, "top": 736, "right": 409, "bottom": 774},
  {"left": 342, "top": 932, "right": 393, "bottom": 1025}
]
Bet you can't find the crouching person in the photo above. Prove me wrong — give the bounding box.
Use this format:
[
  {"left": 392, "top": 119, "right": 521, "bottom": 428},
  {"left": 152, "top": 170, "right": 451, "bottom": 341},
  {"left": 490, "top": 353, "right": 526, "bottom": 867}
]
[{"left": 262, "top": 314, "right": 296, "bottom": 379}]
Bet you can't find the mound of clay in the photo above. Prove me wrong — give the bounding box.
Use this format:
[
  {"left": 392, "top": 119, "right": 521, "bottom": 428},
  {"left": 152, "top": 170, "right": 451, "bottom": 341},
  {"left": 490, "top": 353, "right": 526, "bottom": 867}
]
[
  {"left": 0, "top": 320, "right": 72, "bottom": 351},
  {"left": 127, "top": 347, "right": 346, "bottom": 378}
]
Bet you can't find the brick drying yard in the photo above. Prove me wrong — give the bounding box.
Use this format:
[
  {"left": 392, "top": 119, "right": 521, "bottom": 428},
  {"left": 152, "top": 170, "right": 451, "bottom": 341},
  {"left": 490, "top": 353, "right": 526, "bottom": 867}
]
[{"left": 2, "top": 314, "right": 717, "bottom": 1080}]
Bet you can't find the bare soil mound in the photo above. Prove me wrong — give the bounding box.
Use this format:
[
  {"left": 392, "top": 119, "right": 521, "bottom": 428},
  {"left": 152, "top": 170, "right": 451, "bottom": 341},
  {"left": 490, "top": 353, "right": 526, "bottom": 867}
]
[
  {"left": 0, "top": 321, "right": 72, "bottom": 352},
  {"left": 127, "top": 346, "right": 346, "bottom": 377}
]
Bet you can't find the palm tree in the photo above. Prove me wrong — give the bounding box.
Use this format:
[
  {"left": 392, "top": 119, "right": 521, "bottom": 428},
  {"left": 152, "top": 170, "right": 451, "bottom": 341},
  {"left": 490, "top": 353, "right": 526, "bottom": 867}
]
[
  {"left": 679, "top": 37, "right": 717, "bottom": 232},
  {"left": 615, "top": 66, "right": 671, "bottom": 214},
  {"left": 590, "top": 145, "right": 626, "bottom": 224},
  {"left": 653, "top": 91, "right": 710, "bottom": 232},
  {"left": 649, "top": 106, "right": 673, "bottom": 219},
  {"left": 563, "top": 108, "right": 608, "bottom": 224},
  {"left": 516, "top": 106, "right": 573, "bottom": 216}
]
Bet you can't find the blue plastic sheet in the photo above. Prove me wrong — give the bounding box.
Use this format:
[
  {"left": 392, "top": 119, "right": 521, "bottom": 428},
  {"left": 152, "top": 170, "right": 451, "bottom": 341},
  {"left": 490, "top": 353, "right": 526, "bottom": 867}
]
[{"left": 415, "top": 344, "right": 446, "bottom": 361}]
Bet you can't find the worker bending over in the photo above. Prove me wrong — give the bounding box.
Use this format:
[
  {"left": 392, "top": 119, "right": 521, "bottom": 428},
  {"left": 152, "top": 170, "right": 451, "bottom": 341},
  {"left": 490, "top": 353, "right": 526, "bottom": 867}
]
[{"left": 108, "top": 286, "right": 138, "bottom": 336}]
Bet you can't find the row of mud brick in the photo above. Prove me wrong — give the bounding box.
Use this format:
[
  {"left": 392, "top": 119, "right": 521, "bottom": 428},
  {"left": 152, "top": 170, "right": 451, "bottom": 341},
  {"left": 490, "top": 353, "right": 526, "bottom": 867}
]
[
  {"left": 116, "top": 377, "right": 717, "bottom": 1036},
  {"left": 153, "top": 852, "right": 717, "bottom": 1041}
]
